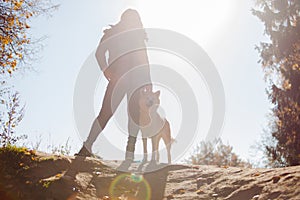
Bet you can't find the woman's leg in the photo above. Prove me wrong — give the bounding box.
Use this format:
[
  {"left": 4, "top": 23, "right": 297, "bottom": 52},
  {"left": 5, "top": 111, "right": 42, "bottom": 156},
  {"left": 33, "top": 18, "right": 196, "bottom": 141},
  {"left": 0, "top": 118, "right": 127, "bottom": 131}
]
[
  {"left": 82, "top": 80, "right": 126, "bottom": 153},
  {"left": 125, "top": 88, "right": 141, "bottom": 161},
  {"left": 125, "top": 118, "right": 140, "bottom": 161}
]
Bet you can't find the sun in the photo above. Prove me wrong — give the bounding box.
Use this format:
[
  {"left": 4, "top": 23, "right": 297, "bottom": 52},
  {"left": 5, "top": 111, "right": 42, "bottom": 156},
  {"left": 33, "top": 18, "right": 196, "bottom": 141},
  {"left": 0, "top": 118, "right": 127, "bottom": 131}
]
[{"left": 131, "top": 0, "right": 236, "bottom": 47}]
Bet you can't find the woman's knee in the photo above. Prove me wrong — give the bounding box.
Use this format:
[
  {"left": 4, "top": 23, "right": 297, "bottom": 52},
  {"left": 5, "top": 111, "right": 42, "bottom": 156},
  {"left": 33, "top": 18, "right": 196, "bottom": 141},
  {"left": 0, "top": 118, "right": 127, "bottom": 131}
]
[{"left": 96, "top": 111, "right": 112, "bottom": 127}]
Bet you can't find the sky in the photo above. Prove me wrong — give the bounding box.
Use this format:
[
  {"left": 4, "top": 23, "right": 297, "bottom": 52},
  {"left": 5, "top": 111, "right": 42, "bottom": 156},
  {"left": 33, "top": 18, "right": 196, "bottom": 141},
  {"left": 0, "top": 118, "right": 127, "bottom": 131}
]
[{"left": 12, "top": 0, "right": 270, "bottom": 163}]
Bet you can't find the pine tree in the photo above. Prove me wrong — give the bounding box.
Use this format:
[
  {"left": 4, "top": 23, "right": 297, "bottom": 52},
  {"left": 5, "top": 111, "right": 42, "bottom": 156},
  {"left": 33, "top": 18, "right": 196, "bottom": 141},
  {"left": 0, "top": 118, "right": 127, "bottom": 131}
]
[{"left": 253, "top": 0, "right": 300, "bottom": 166}]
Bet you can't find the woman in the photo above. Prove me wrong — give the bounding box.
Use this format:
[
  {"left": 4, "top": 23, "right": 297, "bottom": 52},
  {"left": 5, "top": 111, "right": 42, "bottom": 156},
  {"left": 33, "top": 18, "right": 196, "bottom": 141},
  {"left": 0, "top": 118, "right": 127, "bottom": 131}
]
[{"left": 77, "top": 9, "right": 152, "bottom": 163}]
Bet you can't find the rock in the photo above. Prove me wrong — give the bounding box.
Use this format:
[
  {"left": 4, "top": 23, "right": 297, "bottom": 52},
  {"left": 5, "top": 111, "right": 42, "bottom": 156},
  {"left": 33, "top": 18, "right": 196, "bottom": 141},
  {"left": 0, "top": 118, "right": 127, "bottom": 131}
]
[
  {"left": 196, "top": 177, "right": 205, "bottom": 188},
  {"left": 272, "top": 176, "right": 280, "bottom": 183},
  {"left": 5, "top": 184, "right": 13, "bottom": 189},
  {"left": 253, "top": 172, "right": 261, "bottom": 177},
  {"left": 1, "top": 153, "right": 300, "bottom": 200},
  {"left": 4, "top": 175, "right": 12, "bottom": 179},
  {"left": 196, "top": 189, "right": 205, "bottom": 195},
  {"left": 252, "top": 194, "right": 259, "bottom": 200},
  {"left": 212, "top": 193, "right": 218, "bottom": 197},
  {"left": 173, "top": 188, "right": 185, "bottom": 194}
]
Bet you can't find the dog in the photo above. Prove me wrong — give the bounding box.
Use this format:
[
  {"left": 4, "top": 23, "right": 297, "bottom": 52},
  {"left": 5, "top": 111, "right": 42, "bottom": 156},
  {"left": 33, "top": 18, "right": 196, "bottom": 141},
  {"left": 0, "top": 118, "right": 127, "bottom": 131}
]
[{"left": 138, "top": 89, "right": 173, "bottom": 164}]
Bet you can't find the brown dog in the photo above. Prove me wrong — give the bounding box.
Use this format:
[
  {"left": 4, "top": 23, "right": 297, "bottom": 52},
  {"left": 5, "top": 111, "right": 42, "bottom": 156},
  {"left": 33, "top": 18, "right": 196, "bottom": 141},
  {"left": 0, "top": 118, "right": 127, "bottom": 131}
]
[{"left": 138, "top": 89, "right": 173, "bottom": 164}]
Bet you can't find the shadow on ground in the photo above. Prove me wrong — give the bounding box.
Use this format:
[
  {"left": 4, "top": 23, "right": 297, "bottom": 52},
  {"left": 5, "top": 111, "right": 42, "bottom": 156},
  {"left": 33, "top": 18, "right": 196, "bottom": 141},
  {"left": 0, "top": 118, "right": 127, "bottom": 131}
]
[{"left": 61, "top": 156, "right": 188, "bottom": 200}]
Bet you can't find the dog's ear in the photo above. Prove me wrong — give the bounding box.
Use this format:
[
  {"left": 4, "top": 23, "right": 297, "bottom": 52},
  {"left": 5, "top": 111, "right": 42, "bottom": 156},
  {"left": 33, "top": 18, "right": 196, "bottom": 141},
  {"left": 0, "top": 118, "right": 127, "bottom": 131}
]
[{"left": 154, "top": 90, "right": 160, "bottom": 97}]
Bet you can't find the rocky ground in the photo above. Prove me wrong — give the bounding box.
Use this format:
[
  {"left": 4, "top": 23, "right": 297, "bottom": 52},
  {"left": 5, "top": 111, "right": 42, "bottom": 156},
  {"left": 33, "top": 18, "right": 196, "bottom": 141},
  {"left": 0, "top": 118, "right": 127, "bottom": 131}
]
[{"left": 0, "top": 147, "right": 299, "bottom": 200}]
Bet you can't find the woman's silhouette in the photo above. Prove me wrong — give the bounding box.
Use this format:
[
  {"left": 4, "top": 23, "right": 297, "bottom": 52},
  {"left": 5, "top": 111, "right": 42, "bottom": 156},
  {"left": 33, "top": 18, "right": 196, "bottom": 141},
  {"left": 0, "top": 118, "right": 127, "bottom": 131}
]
[{"left": 77, "top": 9, "right": 152, "bottom": 163}]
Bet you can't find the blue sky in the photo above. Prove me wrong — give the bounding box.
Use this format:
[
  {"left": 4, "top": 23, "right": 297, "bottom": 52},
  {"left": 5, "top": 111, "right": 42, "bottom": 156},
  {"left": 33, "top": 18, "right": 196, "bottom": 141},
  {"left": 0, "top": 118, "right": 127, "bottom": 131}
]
[{"left": 13, "top": 0, "right": 270, "bottom": 163}]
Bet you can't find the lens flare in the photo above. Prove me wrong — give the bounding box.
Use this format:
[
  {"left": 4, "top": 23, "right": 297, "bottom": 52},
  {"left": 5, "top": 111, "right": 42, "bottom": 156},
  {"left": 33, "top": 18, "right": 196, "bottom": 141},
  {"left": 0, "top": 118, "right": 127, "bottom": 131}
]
[
  {"left": 109, "top": 173, "right": 151, "bottom": 200},
  {"left": 130, "top": 173, "right": 143, "bottom": 183}
]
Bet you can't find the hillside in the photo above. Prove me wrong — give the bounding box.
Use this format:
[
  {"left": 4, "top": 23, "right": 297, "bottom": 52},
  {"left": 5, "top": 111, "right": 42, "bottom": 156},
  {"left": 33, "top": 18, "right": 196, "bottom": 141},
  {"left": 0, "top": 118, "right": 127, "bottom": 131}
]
[{"left": 0, "top": 147, "right": 299, "bottom": 200}]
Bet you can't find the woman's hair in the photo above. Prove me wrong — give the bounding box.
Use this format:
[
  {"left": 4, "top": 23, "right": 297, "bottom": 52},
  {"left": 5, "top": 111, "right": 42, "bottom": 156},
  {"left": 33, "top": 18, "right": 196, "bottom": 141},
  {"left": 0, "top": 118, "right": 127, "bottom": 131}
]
[
  {"left": 120, "top": 9, "right": 143, "bottom": 29},
  {"left": 103, "top": 9, "right": 147, "bottom": 40}
]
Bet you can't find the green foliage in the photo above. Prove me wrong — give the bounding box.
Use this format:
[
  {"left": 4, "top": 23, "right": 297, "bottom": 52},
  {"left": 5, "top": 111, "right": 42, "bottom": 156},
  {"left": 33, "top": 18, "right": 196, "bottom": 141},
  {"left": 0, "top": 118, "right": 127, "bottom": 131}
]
[
  {"left": 185, "top": 140, "right": 251, "bottom": 167},
  {"left": 0, "top": 143, "right": 28, "bottom": 154},
  {"left": 0, "top": 144, "right": 36, "bottom": 174},
  {"left": 41, "top": 180, "right": 52, "bottom": 189},
  {"left": 253, "top": 0, "right": 300, "bottom": 166}
]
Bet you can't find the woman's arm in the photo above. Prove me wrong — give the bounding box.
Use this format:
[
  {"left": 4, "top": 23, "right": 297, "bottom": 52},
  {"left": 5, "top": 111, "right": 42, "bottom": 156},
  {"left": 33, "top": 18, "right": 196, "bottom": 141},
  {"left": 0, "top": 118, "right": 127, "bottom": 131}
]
[
  {"left": 95, "top": 36, "right": 112, "bottom": 80},
  {"left": 139, "top": 47, "right": 153, "bottom": 91}
]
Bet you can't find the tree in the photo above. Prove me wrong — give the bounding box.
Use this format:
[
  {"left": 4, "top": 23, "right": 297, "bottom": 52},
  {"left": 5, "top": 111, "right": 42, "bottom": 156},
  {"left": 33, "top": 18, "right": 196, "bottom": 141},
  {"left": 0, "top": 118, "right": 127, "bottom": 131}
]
[
  {"left": 186, "top": 141, "right": 214, "bottom": 166},
  {"left": 0, "top": 89, "right": 26, "bottom": 146},
  {"left": 186, "top": 140, "right": 251, "bottom": 167},
  {"left": 0, "top": 0, "right": 57, "bottom": 146},
  {"left": 0, "top": 0, "right": 58, "bottom": 77},
  {"left": 253, "top": 0, "right": 300, "bottom": 166}
]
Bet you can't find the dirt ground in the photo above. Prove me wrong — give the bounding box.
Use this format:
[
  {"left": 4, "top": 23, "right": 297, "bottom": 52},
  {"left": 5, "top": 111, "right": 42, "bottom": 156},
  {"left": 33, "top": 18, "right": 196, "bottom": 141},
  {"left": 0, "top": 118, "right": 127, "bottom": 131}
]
[{"left": 0, "top": 149, "right": 299, "bottom": 200}]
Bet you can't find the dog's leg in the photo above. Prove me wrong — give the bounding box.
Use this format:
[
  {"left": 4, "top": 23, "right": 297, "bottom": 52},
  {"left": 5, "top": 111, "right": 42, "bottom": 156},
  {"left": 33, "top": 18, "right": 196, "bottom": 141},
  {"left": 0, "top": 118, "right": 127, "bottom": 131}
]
[
  {"left": 162, "top": 136, "right": 171, "bottom": 164},
  {"left": 142, "top": 137, "right": 148, "bottom": 163},
  {"left": 162, "top": 121, "right": 172, "bottom": 164},
  {"left": 150, "top": 136, "right": 157, "bottom": 163},
  {"left": 155, "top": 136, "right": 161, "bottom": 163},
  {"left": 166, "top": 143, "right": 171, "bottom": 164}
]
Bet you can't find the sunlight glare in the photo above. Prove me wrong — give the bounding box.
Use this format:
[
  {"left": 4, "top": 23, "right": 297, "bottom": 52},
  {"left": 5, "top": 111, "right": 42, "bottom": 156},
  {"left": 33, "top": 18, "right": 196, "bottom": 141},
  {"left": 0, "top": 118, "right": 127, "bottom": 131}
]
[{"left": 133, "top": 0, "right": 236, "bottom": 47}]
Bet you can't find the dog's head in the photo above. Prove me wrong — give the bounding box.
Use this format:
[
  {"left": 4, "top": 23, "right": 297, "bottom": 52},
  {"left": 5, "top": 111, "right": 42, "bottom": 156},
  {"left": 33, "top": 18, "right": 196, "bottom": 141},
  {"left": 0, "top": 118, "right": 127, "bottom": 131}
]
[{"left": 139, "top": 89, "right": 160, "bottom": 112}]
